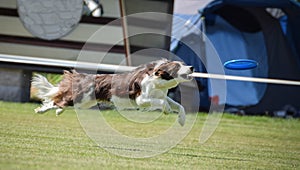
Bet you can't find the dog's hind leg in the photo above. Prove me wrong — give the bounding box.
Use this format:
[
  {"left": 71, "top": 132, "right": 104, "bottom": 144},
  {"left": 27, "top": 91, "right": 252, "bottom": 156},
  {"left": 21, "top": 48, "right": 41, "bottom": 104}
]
[{"left": 34, "top": 101, "right": 59, "bottom": 114}]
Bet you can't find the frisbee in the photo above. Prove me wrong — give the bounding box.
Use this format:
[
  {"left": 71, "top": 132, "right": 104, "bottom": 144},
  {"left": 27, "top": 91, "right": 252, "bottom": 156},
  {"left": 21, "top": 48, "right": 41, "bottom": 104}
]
[{"left": 224, "top": 59, "right": 258, "bottom": 70}]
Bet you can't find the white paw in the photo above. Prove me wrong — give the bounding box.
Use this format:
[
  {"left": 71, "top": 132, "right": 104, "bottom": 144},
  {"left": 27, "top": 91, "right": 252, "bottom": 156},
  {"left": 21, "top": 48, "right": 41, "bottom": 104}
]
[
  {"left": 34, "top": 107, "right": 44, "bottom": 114},
  {"left": 178, "top": 108, "right": 186, "bottom": 126},
  {"left": 56, "top": 108, "right": 64, "bottom": 116},
  {"left": 163, "top": 107, "right": 172, "bottom": 115}
]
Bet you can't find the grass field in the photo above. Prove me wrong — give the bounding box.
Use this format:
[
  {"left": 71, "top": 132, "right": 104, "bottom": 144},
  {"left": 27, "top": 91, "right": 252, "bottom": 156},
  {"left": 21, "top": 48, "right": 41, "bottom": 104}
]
[{"left": 1, "top": 101, "right": 300, "bottom": 169}]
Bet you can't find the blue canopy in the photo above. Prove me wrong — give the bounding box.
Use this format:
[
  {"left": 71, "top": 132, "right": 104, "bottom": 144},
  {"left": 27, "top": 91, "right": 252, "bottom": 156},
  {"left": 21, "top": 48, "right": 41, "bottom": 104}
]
[
  {"left": 201, "top": 0, "right": 300, "bottom": 58},
  {"left": 172, "top": 0, "right": 300, "bottom": 113}
]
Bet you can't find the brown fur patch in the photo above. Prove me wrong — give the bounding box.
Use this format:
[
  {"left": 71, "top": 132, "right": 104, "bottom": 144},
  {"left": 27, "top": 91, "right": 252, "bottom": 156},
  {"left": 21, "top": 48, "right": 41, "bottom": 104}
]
[{"left": 52, "top": 62, "right": 157, "bottom": 107}]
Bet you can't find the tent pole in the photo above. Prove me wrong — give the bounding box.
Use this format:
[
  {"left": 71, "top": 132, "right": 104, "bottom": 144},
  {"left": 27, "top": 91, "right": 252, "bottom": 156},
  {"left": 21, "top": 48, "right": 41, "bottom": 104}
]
[{"left": 119, "top": 0, "right": 132, "bottom": 66}]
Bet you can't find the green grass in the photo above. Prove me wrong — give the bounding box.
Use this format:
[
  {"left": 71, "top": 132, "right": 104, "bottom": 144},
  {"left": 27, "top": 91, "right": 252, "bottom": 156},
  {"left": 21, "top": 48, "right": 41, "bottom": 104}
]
[{"left": 1, "top": 101, "right": 300, "bottom": 169}]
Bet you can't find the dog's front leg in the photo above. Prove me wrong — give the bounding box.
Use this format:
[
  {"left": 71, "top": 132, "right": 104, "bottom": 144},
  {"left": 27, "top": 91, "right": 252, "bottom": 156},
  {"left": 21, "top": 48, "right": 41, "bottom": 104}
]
[
  {"left": 167, "top": 97, "right": 186, "bottom": 126},
  {"left": 155, "top": 79, "right": 178, "bottom": 89},
  {"left": 136, "top": 97, "right": 171, "bottom": 114}
]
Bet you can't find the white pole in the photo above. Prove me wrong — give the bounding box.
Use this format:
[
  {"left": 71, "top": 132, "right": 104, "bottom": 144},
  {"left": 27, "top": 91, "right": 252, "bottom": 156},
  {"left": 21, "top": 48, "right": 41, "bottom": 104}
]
[{"left": 190, "top": 72, "right": 300, "bottom": 86}]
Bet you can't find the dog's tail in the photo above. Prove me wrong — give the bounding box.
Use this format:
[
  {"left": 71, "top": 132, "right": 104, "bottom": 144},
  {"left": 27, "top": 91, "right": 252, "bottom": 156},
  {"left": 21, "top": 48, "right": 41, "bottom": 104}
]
[{"left": 32, "top": 74, "right": 59, "bottom": 101}]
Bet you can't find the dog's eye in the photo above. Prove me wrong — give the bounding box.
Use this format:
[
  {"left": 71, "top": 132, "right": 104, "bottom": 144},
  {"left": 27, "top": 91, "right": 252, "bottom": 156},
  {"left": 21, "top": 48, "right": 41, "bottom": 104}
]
[{"left": 155, "top": 69, "right": 161, "bottom": 76}]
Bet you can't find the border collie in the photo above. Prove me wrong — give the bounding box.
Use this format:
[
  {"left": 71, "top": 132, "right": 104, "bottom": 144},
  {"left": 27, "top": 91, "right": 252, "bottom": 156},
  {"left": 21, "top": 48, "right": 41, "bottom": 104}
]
[{"left": 32, "top": 59, "right": 194, "bottom": 126}]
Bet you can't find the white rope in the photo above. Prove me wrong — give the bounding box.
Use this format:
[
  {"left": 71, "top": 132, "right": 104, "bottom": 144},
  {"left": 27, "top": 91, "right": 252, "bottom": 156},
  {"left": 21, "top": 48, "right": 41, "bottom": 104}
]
[{"left": 190, "top": 72, "right": 300, "bottom": 86}]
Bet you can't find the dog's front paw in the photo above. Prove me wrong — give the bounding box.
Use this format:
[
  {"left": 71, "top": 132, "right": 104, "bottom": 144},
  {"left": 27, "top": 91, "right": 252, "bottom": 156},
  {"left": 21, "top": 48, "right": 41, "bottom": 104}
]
[
  {"left": 56, "top": 108, "right": 64, "bottom": 116},
  {"left": 34, "top": 107, "right": 44, "bottom": 114},
  {"left": 163, "top": 106, "right": 172, "bottom": 115},
  {"left": 178, "top": 107, "right": 186, "bottom": 126}
]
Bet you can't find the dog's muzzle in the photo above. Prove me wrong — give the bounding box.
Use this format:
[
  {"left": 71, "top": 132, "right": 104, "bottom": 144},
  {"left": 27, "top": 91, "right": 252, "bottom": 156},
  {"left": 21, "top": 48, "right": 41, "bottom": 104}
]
[
  {"left": 181, "top": 66, "right": 194, "bottom": 80},
  {"left": 181, "top": 73, "right": 192, "bottom": 80}
]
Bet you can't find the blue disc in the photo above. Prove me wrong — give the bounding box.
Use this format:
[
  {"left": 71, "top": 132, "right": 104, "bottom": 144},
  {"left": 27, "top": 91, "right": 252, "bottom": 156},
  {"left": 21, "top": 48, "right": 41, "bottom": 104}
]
[{"left": 224, "top": 59, "right": 258, "bottom": 70}]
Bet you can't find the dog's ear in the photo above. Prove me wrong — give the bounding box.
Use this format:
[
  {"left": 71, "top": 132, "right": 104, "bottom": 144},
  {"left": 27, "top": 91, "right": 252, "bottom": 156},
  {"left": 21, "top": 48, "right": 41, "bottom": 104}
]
[{"left": 154, "top": 69, "right": 173, "bottom": 80}]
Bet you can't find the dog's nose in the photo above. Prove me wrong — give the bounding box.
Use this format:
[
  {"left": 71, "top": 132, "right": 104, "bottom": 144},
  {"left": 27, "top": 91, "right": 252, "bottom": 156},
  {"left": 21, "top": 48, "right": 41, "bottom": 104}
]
[{"left": 190, "top": 66, "right": 194, "bottom": 72}]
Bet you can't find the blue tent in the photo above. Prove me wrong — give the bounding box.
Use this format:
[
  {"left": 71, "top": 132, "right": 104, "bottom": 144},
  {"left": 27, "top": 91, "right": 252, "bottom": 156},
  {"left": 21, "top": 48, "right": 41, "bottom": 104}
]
[{"left": 172, "top": 0, "right": 300, "bottom": 114}]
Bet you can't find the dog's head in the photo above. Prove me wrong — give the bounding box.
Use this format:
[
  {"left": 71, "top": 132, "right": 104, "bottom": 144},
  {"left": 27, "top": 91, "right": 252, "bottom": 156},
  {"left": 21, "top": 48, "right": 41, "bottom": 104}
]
[{"left": 153, "top": 60, "right": 194, "bottom": 83}]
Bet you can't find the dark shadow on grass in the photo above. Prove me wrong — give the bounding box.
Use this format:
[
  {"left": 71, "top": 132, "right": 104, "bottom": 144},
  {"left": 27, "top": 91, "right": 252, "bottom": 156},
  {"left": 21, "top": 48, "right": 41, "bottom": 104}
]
[
  {"left": 168, "top": 152, "right": 251, "bottom": 162},
  {"left": 94, "top": 145, "right": 151, "bottom": 153},
  {"left": 93, "top": 145, "right": 251, "bottom": 161}
]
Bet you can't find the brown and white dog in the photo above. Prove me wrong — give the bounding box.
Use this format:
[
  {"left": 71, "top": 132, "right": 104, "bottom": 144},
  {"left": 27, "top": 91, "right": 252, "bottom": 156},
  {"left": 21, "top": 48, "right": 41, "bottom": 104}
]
[{"left": 32, "top": 59, "right": 194, "bottom": 126}]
